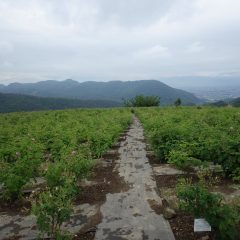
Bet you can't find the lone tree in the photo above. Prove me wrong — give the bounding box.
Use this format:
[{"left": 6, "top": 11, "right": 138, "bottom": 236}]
[
  {"left": 174, "top": 98, "right": 182, "bottom": 107},
  {"left": 123, "top": 95, "right": 160, "bottom": 107}
]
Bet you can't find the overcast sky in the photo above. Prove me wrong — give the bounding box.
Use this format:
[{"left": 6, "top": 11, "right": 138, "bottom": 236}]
[{"left": 0, "top": 0, "right": 240, "bottom": 85}]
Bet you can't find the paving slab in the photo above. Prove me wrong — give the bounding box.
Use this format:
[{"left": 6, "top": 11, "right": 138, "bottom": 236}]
[
  {"left": 153, "top": 165, "right": 185, "bottom": 176},
  {"left": 95, "top": 117, "right": 175, "bottom": 240}
]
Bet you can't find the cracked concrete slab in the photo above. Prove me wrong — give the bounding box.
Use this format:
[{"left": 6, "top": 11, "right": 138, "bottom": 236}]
[
  {"left": 153, "top": 165, "right": 185, "bottom": 176},
  {"left": 95, "top": 117, "right": 175, "bottom": 240}
]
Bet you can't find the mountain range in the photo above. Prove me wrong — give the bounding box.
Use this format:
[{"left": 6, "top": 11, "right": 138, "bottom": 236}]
[{"left": 0, "top": 79, "right": 201, "bottom": 107}]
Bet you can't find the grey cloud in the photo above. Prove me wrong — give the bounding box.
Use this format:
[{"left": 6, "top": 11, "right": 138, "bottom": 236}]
[{"left": 0, "top": 0, "right": 240, "bottom": 84}]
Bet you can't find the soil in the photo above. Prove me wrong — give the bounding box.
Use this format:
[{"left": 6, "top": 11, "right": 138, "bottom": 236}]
[
  {"left": 74, "top": 137, "right": 130, "bottom": 239},
  {"left": 155, "top": 174, "right": 198, "bottom": 189},
  {"left": 73, "top": 130, "right": 134, "bottom": 239},
  {"left": 169, "top": 211, "right": 216, "bottom": 240},
  {"left": 0, "top": 197, "right": 32, "bottom": 216},
  {"left": 213, "top": 176, "right": 236, "bottom": 193},
  {"left": 74, "top": 232, "right": 95, "bottom": 240},
  {"left": 146, "top": 152, "right": 161, "bottom": 165},
  {"left": 75, "top": 162, "right": 129, "bottom": 205}
]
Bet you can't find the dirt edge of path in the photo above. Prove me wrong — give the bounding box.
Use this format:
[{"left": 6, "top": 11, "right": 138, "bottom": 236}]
[{"left": 73, "top": 131, "right": 131, "bottom": 239}]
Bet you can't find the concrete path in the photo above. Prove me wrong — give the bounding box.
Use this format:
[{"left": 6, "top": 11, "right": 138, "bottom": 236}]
[{"left": 95, "top": 117, "right": 175, "bottom": 240}]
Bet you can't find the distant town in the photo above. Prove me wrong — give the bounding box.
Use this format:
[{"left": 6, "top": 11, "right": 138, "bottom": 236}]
[{"left": 187, "top": 87, "right": 240, "bottom": 102}]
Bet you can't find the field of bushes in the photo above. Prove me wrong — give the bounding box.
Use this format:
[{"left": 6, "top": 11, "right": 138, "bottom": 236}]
[
  {"left": 0, "top": 108, "right": 132, "bottom": 238},
  {"left": 137, "top": 107, "right": 240, "bottom": 239},
  {"left": 137, "top": 107, "right": 240, "bottom": 181},
  {"left": 1, "top": 106, "right": 240, "bottom": 239}
]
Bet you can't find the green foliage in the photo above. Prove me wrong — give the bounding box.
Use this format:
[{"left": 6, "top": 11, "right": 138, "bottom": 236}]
[
  {"left": 176, "top": 177, "right": 240, "bottom": 239},
  {"left": 168, "top": 150, "right": 201, "bottom": 170},
  {"left": 124, "top": 95, "right": 160, "bottom": 107},
  {"left": 45, "top": 162, "right": 67, "bottom": 189},
  {"left": 0, "top": 108, "right": 131, "bottom": 239},
  {"left": 174, "top": 98, "right": 182, "bottom": 107},
  {"left": 0, "top": 109, "right": 132, "bottom": 201},
  {"left": 0, "top": 108, "right": 132, "bottom": 238},
  {"left": 176, "top": 178, "right": 222, "bottom": 217},
  {"left": 0, "top": 146, "right": 41, "bottom": 200},
  {"left": 32, "top": 184, "right": 75, "bottom": 239},
  {"left": 66, "top": 154, "right": 94, "bottom": 180},
  {"left": 137, "top": 107, "right": 240, "bottom": 180},
  {"left": 232, "top": 167, "right": 240, "bottom": 182}
]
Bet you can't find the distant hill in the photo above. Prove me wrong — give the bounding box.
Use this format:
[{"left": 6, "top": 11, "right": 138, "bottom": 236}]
[
  {"left": 207, "top": 97, "right": 240, "bottom": 107},
  {"left": 232, "top": 97, "right": 240, "bottom": 107},
  {"left": 0, "top": 93, "right": 121, "bottom": 113},
  {"left": 0, "top": 79, "right": 201, "bottom": 105},
  {"left": 207, "top": 100, "right": 229, "bottom": 107}
]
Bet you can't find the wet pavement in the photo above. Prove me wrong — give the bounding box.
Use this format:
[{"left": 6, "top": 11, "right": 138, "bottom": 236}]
[{"left": 95, "top": 117, "right": 175, "bottom": 240}]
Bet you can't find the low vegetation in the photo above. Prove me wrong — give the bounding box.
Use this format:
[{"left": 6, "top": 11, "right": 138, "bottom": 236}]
[
  {"left": 137, "top": 107, "right": 240, "bottom": 181},
  {"left": 177, "top": 169, "right": 240, "bottom": 239},
  {"left": 123, "top": 95, "right": 160, "bottom": 107},
  {"left": 137, "top": 106, "right": 240, "bottom": 239},
  {"left": 1, "top": 106, "right": 240, "bottom": 238},
  {"left": 174, "top": 98, "right": 182, "bottom": 107},
  {"left": 0, "top": 108, "right": 131, "bottom": 238}
]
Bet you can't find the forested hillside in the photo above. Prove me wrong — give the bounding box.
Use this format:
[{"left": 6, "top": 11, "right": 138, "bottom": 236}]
[{"left": 0, "top": 93, "right": 120, "bottom": 113}]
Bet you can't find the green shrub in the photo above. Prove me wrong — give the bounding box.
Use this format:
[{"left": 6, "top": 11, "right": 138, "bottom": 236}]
[
  {"left": 32, "top": 184, "right": 75, "bottom": 239},
  {"left": 168, "top": 150, "right": 202, "bottom": 170},
  {"left": 176, "top": 178, "right": 240, "bottom": 239},
  {"left": 176, "top": 178, "right": 222, "bottom": 217},
  {"left": 123, "top": 95, "right": 160, "bottom": 107},
  {"left": 45, "top": 161, "right": 67, "bottom": 189},
  {"left": 67, "top": 154, "right": 94, "bottom": 180},
  {"left": 208, "top": 203, "right": 240, "bottom": 240},
  {"left": 137, "top": 107, "right": 240, "bottom": 181},
  {"left": 232, "top": 168, "right": 240, "bottom": 182},
  {"left": 1, "top": 155, "right": 40, "bottom": 200},
  {"left": 174, "top": 98, "right": 182, "bottom": 107}
]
